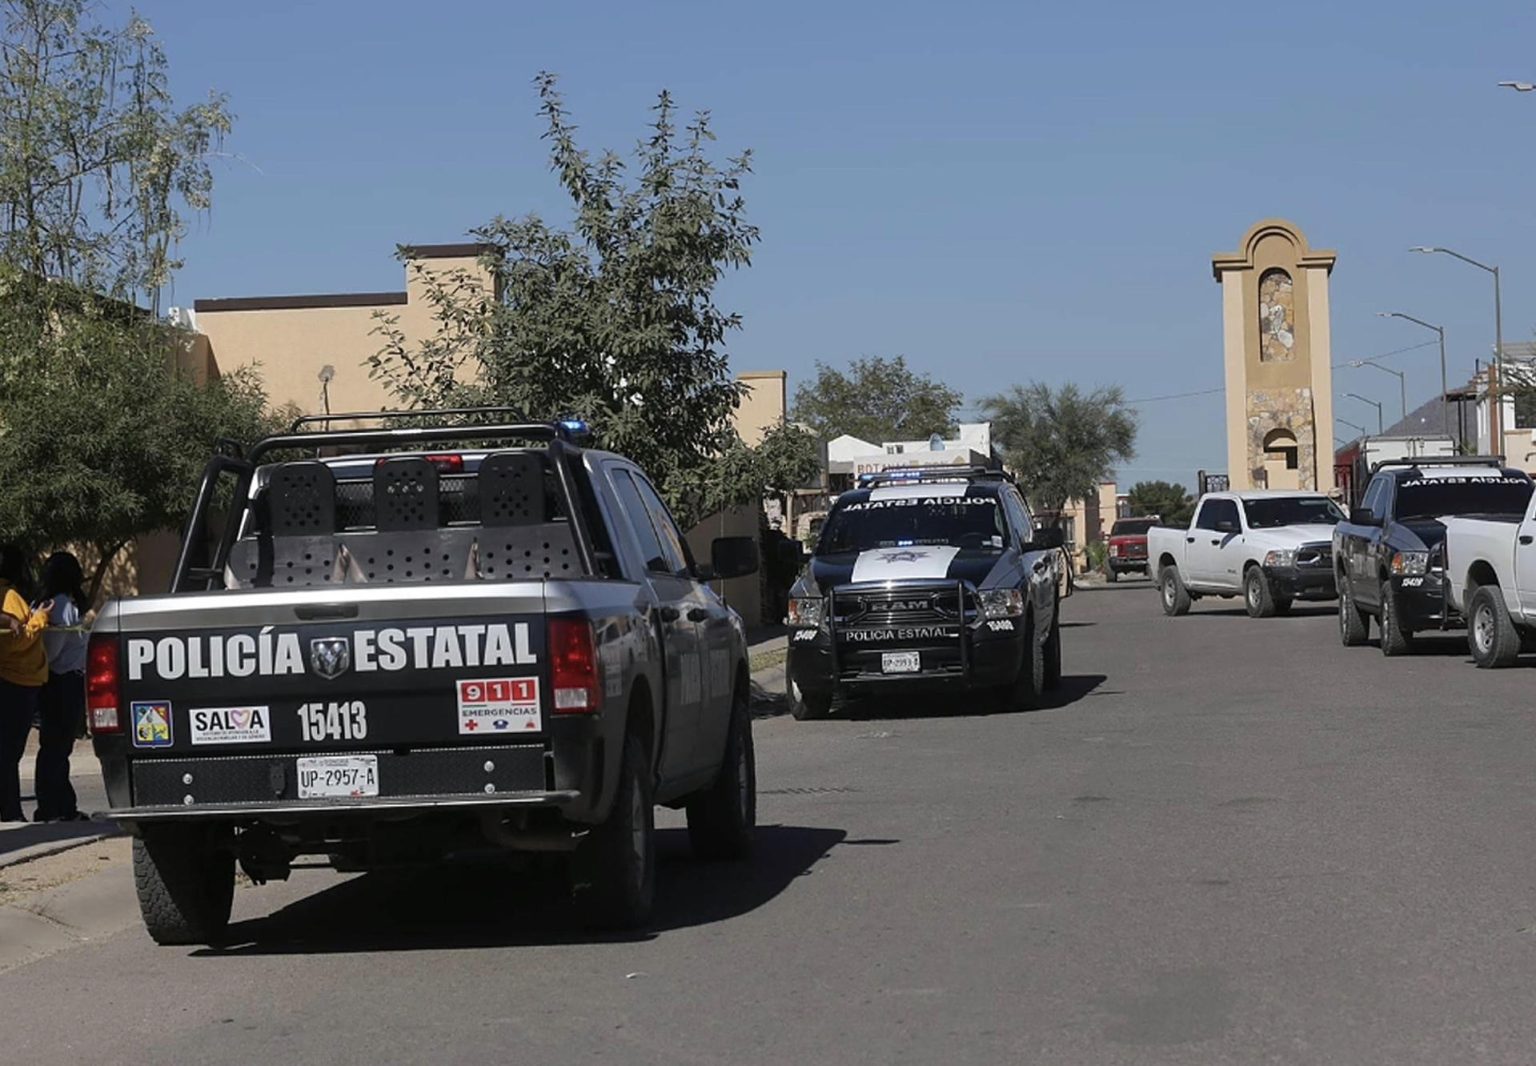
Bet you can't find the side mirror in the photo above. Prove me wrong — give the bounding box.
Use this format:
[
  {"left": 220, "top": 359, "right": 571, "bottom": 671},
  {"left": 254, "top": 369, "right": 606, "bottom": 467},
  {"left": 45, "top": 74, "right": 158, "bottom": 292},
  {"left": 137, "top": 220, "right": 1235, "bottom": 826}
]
[
  {"left": 1349, "top": 507, "right": 1381, "bottom": 527},
  {"left": 1031, "top": 526, "right": 1066, "bottom": 550},
  {"left": 707, "top": 536, "right": 759, "bottom": 581}
]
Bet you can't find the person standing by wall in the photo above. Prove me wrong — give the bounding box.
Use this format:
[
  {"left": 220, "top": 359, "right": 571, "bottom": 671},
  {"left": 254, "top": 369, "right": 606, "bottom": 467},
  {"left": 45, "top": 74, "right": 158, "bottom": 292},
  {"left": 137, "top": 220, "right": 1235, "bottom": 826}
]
[
  {"left": 0, "top": 546, "right": 49, "bottom": 822},
  {"left": 35, "top": 553, "right": 88, "bottom": 822}
]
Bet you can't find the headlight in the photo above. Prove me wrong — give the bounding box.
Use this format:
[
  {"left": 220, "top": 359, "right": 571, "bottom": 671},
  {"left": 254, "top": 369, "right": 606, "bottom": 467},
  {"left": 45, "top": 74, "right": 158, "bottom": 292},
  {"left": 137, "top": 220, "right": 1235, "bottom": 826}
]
[
  {"left": 1263, "top": 549, "right": 1295, "bottom": 568},
  {"left": 1109, "top": 544, "right": 1121, "bottom": 557},
  {"left": 978, "top": 588, "right": 1025, "bottom": 619},
  {"left": 787, "top": 597, "right": 824, "bottom": 628},
  {"left": 1391, "top": 551, "right": 1429, "bottom": 576}
]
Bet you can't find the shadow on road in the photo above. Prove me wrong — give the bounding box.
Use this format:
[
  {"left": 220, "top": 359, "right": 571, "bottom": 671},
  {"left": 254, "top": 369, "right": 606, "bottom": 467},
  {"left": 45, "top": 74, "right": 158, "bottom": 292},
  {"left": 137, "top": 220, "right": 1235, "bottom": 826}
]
[
  {"left": 837, "top": 673, "right": 1107, "bottom": 720},
  {"left": 196, "top": 824, "right": 846, "bottom": 956},
  {"left": 1188, "top": 604, "right": 1335, "bottom": 619},
  {"left": 0, "top": 817, "right": 114, "bottom": 863}
]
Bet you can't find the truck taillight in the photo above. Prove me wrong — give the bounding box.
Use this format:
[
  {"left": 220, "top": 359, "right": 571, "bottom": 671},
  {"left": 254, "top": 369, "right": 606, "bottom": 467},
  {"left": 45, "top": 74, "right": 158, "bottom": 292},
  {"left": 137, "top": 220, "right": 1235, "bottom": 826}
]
[
  {"left": 86, "top": 635, "right": 122, "bottom": 734},
  {"left": 550, "top": 617, "right": 602, "bottom": 714}
]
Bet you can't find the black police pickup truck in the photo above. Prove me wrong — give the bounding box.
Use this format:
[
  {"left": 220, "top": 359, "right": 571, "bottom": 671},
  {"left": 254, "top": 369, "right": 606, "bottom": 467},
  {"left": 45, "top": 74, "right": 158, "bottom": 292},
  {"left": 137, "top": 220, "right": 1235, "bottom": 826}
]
[
  {"left": 1334, "top": 456, "right": 1534, "bottom": 655},
  {"left": 784, "top": 467, "right": 1064, "bottom": 718},
  {"left": 88, "top": 410, "right": 760, "bottom": 943}
]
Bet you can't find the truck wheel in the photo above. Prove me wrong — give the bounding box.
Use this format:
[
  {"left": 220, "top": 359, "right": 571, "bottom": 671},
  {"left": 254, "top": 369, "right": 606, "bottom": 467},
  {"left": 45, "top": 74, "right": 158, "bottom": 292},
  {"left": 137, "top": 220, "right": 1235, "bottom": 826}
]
[
  {"left": 1105, "top": 568, "right": 1118, "bottom": 583},
  {"left": 1338, "top": 581, "right": 1368, "bottom": 646},
  {"left": 1160, "top": 566, "right": 1191, "bottom": 617},
  {"left": 1468, "top": 585, "right": 1520, "bottom": 668},
  {"left": 1244, "top": 567, "right": 1277, "bottom": 618},
  {"left": 686, "top": 681, "right": 756, "bottom": 860},
  {"left": 574, "top": 731, "right": 655, "bottom": 930},
  {"left": 1378, "top": 581, "right": 1413, "bottom": 657},
  {"left": 789, "top": 679, "right": 832, "bottom": 721},
  {"left": 1005, "top": 614, "right": 1046, "bottom": 710},
  {"left": 133, "top": 824, "right": 235, "bottom": 946},
  {"left": 1043, "top": 612, "right": 1063, "bottom": 692}
]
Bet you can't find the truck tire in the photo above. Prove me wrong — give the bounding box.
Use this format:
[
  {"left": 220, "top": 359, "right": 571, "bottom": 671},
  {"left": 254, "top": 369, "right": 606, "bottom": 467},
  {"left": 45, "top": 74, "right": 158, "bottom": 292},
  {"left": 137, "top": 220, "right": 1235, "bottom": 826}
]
[
  {"left": 1043, "top": 611, "right": 1063, "bottom": 692},
  {"left": 789, "top": 680, "right": 832, "bottom": 721},
  {"left": 1005, "top": 613, "right": 1046, "bottom": 710},
  {"left": 1468, "top": 584, "right": 1521, "bottom": 668},
  {"left": 686, "top": 681, "right": 756, "bottom": 860},
  {"left": 1244, "top": 566, "right": 1277, "bottom": 618},
  {"left": 1160, "top": 566, "right": 1191, "bottom": 617},
  {"left": 574, "top": 731, "right": 655, "bottom": 930},
  {"left": 1338, "top": 580, "right": 1368, "bottom": 646},
  {"left": 133, "top": 824, "right": 235, "bottom": 946},
  {"left": 1378, "top": 580, "right": 1413, "bottom": 657},
  {"left": 1105, "top": 568, "right": 1118, "bottom": 583}
]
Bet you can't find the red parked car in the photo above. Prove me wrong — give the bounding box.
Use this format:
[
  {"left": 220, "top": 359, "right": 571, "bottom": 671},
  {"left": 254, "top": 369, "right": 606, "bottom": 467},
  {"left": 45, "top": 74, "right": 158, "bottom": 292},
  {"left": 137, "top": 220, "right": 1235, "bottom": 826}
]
[{"left": 1105, "top": 516, "right": 1158, "bottom": 582}]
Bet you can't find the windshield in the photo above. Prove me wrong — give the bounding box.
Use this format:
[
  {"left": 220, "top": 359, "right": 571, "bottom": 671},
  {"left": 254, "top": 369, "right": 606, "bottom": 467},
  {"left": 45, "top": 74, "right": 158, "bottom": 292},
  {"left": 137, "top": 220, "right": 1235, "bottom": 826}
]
[
  {"left": 1242, "top": 496, "right": 1345, "bottom": 529},
  {"left": 1394, "top": 476, "right": 1533, "bottom": 521},
  {"left": 1110, "top": 518, "right": 1157, "bottom": 536},
  {"left": 817, "top": 496, "right": 1006, "bottom": 554}
]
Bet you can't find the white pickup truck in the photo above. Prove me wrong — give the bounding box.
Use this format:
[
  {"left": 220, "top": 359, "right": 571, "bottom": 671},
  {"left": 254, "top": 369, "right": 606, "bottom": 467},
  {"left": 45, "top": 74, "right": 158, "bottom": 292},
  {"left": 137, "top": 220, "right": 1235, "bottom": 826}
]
[
  {"left": 1147, "top": 491, "right": 1344, "bottom": 618},
  {"left": 1441, "top": 487, "right": 1536, "bottom": 667}
]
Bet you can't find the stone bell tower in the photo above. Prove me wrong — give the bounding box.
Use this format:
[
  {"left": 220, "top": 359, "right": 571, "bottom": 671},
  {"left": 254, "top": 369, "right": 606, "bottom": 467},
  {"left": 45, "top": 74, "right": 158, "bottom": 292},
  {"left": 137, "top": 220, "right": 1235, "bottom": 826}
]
[{"left": 1212, "top": 220, "right": 1337, "bottom": 491}]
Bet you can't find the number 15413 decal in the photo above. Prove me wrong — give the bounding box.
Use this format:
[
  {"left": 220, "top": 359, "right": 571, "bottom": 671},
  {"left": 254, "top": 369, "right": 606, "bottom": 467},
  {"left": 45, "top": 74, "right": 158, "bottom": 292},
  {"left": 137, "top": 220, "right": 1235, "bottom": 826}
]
[{"left": 296, "top": 700, "right": 368, "bottom": 742}]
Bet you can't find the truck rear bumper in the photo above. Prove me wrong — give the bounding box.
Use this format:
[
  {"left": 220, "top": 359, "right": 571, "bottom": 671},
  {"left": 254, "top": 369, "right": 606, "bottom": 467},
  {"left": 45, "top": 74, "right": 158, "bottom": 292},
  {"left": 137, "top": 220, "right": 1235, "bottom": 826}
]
[
  {"left": 106, "top": 742, "right": 577, "bottom": 821},
  {"left": 105, "top": 790, "right": 584, "bottom": 824}
]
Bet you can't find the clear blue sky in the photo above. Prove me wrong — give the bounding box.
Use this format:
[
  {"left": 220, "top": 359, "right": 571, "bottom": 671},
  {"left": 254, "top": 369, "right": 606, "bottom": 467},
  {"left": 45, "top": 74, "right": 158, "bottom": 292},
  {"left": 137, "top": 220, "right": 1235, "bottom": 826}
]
[{"left": 138, "top": 0, "right": 1536, "bottom": 487}]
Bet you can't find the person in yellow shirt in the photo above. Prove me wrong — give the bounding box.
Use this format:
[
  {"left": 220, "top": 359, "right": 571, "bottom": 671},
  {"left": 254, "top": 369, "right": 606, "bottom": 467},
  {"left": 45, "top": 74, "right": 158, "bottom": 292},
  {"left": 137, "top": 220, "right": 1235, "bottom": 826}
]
[{"left": 0, "top": 547, "right": 50, "bottom": 822}]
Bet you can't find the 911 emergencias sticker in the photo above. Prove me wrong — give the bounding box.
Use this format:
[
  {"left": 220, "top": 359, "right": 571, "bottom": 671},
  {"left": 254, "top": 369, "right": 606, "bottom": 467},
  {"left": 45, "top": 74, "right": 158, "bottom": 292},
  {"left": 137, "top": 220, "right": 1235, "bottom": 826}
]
[{"left": 457, "top": 678, "right": 541, "bottom": 735}]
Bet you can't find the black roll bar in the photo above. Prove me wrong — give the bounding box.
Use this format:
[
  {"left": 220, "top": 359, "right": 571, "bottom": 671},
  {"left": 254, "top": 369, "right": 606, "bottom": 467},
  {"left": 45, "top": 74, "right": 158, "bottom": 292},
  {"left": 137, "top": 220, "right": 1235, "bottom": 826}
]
[
  {"left": 288, "top": 406, "right": 531, "bottom": 433},
  {"left": 249, "top": 420, "right": 574, "bottom": 463}
]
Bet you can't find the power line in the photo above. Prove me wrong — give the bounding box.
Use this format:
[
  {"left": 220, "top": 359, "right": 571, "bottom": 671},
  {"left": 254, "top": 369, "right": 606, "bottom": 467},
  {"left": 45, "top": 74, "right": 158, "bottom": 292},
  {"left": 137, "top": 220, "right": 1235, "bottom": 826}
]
[
  {"left": 1124, "top": 386, "right": 1225, "bottom": 405},
  {"left": 961, "top": 339, "right": 1447, "bottom": 413}
]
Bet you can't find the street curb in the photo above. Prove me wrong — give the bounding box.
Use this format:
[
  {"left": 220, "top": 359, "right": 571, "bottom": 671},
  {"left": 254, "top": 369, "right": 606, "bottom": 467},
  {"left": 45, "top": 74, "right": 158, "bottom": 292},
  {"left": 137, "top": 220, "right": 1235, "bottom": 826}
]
[{"left": 0, "top": 827, "right": 121, "bottom": 871}]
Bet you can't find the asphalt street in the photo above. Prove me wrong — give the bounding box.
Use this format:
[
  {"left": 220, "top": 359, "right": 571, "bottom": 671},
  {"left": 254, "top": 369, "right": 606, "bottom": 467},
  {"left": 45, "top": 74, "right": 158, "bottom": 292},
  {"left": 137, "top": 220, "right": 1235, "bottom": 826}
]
[{"left": 8, "top": 581, "right": 1536, "bottom": 1064}]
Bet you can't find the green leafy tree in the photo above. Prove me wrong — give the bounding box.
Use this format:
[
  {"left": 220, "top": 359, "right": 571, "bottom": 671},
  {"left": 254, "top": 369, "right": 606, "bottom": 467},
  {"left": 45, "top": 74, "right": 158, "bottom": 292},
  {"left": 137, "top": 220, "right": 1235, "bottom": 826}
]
[
  {"left": 0, "top": 0, "right": 232, "bottom": 311},
  {"left": 981, "top": 382, "right": 1138, "bottom": 522},
  {"left": 790, "top": 356, "right": 961, "bottom": 445},
  {"left": 370, "top": 73, "right": 759, "bottom": 522},
  {"left": 668, "top": 420, "right": 823, "bottom": 529},
  {"left": 0, "top": 1, "right": 263, "bottom": 598},
  {"left": 1127, "top": 480, "right": 1195, "bottom": 527},
  {"left": 0, "top": 293, "right": 278, "bottom": 599}
]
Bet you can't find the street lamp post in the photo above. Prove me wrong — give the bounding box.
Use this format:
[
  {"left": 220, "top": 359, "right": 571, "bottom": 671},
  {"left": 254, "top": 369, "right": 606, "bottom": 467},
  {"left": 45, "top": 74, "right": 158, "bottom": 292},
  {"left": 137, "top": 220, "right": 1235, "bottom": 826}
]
[
  {"left": 1348, "top": 361, "right": 1406, "bottom": 424},
  {"left": 1377, "top": 312, "right": 1449, "bottom": 438},
  {"left": 1411, "top": 246, "right": 1504, "bottom": 446},
  {"left": 1345, "top": 393, "right": 1384, "bottom": 434},
  {"left": 1336, "top": 417, "right": 1368, "bottom": 439}
]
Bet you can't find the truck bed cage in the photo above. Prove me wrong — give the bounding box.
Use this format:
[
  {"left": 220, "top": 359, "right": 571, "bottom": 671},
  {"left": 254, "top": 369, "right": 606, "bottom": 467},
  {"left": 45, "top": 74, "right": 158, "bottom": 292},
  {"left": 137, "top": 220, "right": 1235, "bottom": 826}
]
[
  {"left": 1368, "top": 454, "right": 1507, "bottom": 474},
  {"left": 858, "top": 465, "right": 1012, "bottom": 488},
  {"left": 173, "top": 411, "right": 601, "bottom": 592}
]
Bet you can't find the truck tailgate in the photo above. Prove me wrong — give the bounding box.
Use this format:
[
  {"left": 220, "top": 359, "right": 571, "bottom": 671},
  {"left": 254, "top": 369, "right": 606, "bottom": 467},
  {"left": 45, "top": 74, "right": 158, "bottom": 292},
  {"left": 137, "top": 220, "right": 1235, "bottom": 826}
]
[{"left": 97, "top": 585, "right": 573, "bottom": 812}]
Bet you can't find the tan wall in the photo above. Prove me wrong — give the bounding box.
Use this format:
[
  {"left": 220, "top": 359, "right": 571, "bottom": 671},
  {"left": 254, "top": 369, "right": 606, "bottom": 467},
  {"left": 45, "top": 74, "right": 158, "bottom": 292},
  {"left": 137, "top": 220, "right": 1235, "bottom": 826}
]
[
  {"left": 736, "top": 370, "right": 787, "bottom": 446},
  {"left": 685, "top": 504, "right": 763, "bottom": 625},
  {"left": 196, "top": 252, "right": 494, "bottom": 415}
]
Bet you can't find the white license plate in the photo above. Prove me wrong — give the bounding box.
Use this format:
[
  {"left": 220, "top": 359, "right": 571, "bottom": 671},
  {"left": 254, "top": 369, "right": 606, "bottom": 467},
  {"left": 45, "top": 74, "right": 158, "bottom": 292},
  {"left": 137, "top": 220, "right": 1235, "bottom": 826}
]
[
  {"left": 296, "top": 755, "right": 379, "bottom": 799},
  {"left": 881, "top": 651, "right": 921, "bottom": 674}
]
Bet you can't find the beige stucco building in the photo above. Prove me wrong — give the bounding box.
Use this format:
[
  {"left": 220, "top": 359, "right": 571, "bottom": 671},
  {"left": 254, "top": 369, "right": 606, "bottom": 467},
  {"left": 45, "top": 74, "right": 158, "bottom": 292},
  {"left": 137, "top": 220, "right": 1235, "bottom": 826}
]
[
  {"left": 1212, "top": 220, "right": 1337, "bottom": 492},
  {"left": 193, "top": 243, "right": 495, "bottom": 415}
]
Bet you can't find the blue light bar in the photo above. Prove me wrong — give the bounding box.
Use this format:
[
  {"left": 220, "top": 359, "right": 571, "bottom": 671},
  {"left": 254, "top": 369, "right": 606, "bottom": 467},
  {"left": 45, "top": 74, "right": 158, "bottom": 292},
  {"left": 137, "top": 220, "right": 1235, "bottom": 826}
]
[{"left": 558, "top": 418, "right": 592, "bottom": 440}]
